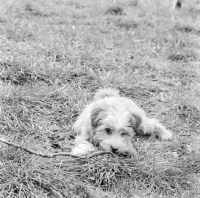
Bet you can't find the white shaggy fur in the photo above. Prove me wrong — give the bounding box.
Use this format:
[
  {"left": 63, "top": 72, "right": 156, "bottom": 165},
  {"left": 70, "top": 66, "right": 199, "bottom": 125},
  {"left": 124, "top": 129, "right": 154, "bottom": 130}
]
[
  {"left": 72, "top": 88, "right": 173, "bottom": 156},
  {"left": 71, "top": 140, "right": 96, "bottom": 156}
]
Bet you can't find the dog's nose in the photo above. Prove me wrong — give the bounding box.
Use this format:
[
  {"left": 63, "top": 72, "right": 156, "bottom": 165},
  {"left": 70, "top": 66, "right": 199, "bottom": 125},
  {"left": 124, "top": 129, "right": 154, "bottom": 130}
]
[{"left": 111, "top": 146, "right": 118, "bottom": 153}]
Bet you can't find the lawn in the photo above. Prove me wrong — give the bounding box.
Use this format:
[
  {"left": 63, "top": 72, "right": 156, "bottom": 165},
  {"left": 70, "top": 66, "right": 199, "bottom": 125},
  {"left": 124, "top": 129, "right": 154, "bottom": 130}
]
[{"left": 0, "top": 0, "right": 200, "bottom": 197}]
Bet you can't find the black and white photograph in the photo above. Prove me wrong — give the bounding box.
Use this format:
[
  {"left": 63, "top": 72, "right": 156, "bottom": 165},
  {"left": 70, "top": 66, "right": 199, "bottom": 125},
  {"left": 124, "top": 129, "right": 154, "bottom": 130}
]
[{"left": 0, "top": 0, "right": 199, "bottom": 197}]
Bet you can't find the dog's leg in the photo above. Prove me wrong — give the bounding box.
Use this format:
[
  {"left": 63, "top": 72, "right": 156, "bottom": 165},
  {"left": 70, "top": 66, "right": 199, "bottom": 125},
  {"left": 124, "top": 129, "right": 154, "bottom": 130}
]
[
  {"left": 140, "top": 118, "right": 173, "bottom": 140},
  {"left": 74, "top": 129, "right": 90, "bottom": 144},
  {"left": 72, "top": 122, "right": 96, "bottom": 156},
  {"left": 72, "top": 131, "right": 96, "bottom": 156},
  {"left": 71, "top": 139, "right": 95, "bottom": 156}
]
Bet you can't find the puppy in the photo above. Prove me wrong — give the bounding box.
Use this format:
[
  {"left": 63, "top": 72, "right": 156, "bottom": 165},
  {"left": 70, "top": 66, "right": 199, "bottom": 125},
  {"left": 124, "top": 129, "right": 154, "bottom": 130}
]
[{"left": 72, "top": 88, "right": 172, "bottom": 156}]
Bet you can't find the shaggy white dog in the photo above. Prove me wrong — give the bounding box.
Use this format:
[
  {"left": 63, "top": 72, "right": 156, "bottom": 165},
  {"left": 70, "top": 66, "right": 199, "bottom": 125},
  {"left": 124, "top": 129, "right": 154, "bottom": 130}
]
[{"left": 72, "top": 88, "right": 172, "bottom": 156}]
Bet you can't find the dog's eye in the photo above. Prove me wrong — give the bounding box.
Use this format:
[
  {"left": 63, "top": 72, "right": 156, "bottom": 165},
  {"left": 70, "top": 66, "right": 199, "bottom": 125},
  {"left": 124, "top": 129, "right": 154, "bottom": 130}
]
[
  {"left": 105, "top": 128, "right": 112, "bottom": 135},
  {"left": 121, "top": 132, "right": 128, "bottom": 136}
]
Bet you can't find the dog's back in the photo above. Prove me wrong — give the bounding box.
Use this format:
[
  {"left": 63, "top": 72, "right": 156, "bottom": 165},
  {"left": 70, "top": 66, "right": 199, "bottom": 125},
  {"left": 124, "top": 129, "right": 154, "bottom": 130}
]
[{"left": 94, "top": 88, "right": 120, "bottom": 100}]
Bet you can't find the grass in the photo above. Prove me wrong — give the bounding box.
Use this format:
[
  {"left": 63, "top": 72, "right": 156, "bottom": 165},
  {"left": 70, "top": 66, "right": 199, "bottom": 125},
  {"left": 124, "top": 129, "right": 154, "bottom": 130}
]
[{"left": 0, "top": 0, "right": 200, "bottom": 197}]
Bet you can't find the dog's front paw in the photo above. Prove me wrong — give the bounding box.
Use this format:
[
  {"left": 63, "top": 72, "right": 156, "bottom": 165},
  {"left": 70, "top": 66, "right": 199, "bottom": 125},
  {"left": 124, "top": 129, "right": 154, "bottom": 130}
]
[{"left": 71, "top": 141, "right": 96, "bottom": 156}]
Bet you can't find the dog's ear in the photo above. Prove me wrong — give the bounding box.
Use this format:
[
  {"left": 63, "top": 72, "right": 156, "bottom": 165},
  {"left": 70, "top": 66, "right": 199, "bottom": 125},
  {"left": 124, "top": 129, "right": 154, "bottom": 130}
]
[
  {"left": 130, "top": 113, "right": 142, "bottom": 133},
  {"left": 91, "top": 108, "right": 105, "bottom": 128}
]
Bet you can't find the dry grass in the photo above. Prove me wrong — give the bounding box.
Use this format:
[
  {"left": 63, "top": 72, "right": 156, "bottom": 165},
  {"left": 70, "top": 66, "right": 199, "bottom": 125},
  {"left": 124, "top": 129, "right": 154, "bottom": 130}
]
[{"left": 0, "top": 0, "right": 200, "bottom": 197}]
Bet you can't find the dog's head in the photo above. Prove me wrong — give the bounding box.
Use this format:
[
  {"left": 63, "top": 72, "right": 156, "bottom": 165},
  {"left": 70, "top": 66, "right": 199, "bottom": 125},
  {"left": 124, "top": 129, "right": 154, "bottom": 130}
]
[{"left": 91, "top": 105, "right": 141, "bottom": 154}]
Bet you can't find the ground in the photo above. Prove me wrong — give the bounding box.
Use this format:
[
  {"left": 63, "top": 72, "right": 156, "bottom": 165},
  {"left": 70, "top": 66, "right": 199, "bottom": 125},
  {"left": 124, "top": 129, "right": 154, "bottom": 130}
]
[{"left": 0, "top": 0, "right": 200, "bottom": 197}]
